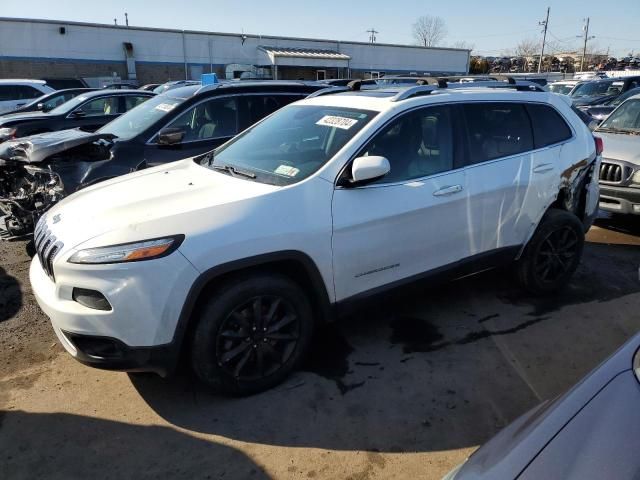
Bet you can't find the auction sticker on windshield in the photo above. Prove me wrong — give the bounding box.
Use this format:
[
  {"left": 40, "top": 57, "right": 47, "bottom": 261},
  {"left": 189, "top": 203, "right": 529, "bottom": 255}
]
[
  {"left": 155, "top": 103, "right": 177, "bottom": 113},
  {"left": 274, "top": 165, "right": 300, "bottom": 177},
  {"left": 316, "top": 115, "right": 358, "bottom": 130}
]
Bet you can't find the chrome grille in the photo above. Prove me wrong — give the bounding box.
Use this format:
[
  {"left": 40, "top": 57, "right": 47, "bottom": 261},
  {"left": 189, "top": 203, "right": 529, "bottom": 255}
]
[
  {"left": 34, "top": 216, "right": 63, "bottom": 281},
  {"left": 599, "top": 161, "right": 630, "bottom": 184}
]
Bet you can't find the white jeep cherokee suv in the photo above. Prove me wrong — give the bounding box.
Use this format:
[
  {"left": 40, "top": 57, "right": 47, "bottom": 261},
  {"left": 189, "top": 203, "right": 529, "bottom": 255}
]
[{"left": 30, "top": 85, "right": 602, "bottom": 394}]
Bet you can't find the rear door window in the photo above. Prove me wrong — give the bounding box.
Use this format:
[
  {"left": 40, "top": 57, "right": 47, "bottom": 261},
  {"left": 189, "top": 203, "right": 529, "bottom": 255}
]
[
  {"left": 0, "top": 86, "right": 16, "bottom": 101},
  {"left": 526, "top": 104, "right": 572, "bottom": 148},
  {"left": 462, "top": 103, "right": 534, "bottom": 164},
  {"left": 14, "top": 86, "right": 43, "bottom": 100}
]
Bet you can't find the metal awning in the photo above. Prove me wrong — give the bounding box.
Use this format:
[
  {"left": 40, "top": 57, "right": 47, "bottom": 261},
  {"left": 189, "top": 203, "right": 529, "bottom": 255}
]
[{"left": 258, "top": 45, "right": 350, "bottom": 68}]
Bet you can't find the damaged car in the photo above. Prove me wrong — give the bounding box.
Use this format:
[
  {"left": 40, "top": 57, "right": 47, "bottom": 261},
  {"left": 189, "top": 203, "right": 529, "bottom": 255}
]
[
  {"left": 0, "top": 81, "right": 333, "bottom": 238},
  {"left": 0, "top": 89, "right": 154, "bottom": 143}
]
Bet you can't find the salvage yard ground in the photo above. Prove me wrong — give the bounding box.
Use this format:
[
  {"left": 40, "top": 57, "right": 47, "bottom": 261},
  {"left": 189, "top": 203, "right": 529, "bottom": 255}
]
[{"left": 1, "top": 216, "right": 639, "bottom": 480}]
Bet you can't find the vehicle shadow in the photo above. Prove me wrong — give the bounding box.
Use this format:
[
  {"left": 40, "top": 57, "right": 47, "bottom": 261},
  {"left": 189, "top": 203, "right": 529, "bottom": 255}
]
[
  {"left": 0, "top": 266, "right": 22, "bottom": 323},
  {"left": 130, "top": 242, "right": 640, "bottom": 454},
  {"left": 594, "top": 215, "right": 640, "bottom": 237},
  {"left": 0, "top": 410, "right": 271, "bottom": 480}
]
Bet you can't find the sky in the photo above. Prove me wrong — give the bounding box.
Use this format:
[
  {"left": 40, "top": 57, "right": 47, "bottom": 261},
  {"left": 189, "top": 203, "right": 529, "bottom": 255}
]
[{"left": 3, "top": 0, "right": 640, "bottom": 57}]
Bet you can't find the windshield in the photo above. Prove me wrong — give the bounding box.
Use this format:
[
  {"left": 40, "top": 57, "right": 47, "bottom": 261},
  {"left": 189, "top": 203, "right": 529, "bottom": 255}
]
[
  {"left": 571, "top": 81, "right": 622, "bottom": 98},
  {"left": 598, "top": 99, "right": 640, "bottom": 133},
  {"left": 206, "top": 105, "right": 377, "bottom": 185},
  {"left": 49, "top": 93, "right": 93, "bottom": 114},
  {"left": 549, "top": 83, "right": 574, "bottom": 95},
  {"left": 97, "top": 95, "right": 183, "bottom": 141},
  {"left": 609, "top": 87, "right": 640, "bottom": 107}
]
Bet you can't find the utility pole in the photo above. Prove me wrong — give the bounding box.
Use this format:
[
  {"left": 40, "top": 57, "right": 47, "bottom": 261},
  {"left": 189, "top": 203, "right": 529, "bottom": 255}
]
[
  {"left": 537, "top": 7, "right": 550, "bottom": 74},
  {"left": 367, "top": 28, "right": 378, "bottom": 44},
  {"left": 125, "top": 12, "right": 129, "bottom": 27},
  {"left": 579, "top": 18, "right": 595, "bottom": 72}
]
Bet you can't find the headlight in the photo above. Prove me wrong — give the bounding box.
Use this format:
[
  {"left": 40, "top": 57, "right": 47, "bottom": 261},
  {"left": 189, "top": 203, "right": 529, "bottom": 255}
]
[
  {"left": 0, "top": 127, "right": 17, "bottom": 140},
  {"left": 632, "top": 170, "right": 640, "bottom": 186},
  {"left": 68, "top": 235, "right": 184, "bottom": 264}
]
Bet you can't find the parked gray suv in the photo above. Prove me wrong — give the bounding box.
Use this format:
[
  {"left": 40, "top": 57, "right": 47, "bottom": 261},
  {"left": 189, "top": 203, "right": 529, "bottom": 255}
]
[{"left": 595, "top": 93, "right": 640, "bottom": 215}]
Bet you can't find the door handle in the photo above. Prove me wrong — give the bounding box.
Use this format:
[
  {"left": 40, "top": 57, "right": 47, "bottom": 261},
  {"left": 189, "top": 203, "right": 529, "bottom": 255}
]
[
  {"left": 533, "top": 163, "right": 554, "bottom": 174},
  {"left": 433, "top": 185, "right": 463, "bottom": 197}
]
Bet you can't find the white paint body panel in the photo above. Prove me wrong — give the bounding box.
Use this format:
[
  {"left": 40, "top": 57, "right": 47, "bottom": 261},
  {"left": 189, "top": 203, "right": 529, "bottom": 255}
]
[{"left": 29, "top": 88, "right": 598, "bottom": 351}]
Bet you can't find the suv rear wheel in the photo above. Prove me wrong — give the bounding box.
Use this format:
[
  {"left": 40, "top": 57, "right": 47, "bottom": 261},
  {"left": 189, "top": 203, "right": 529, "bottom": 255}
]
[
  {"left": 190, "top": 273, "right": 314, "bottom": 395},
  {"left": 516, "top": 209, "right": 585, "bottom": 295}
]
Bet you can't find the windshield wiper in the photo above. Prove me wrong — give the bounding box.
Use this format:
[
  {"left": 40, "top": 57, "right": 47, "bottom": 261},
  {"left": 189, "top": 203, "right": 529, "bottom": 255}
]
[{"left": 211, "top": 163, "right": 257, "bottom": 179}]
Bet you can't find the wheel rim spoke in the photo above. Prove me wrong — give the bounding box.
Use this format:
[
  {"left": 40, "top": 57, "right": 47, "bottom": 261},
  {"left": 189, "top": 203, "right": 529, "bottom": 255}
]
[
  {"left": 221, "top": 341, "right": 251, "bottom": 364},
  {"left": 233, "top": 347, "right": 254, "bottom": 378},
  {"left": 267, "top": 314, "right": 296, "bottom": 334}
]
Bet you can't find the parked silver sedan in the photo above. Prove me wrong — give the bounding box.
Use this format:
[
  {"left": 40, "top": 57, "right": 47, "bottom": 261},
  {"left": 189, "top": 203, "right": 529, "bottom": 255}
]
[{"left": 445, "top": 331, "right": 640, "bottom": 479}]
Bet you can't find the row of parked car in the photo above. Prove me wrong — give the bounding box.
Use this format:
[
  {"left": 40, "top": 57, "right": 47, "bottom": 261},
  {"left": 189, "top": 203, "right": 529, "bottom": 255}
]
[{"left": 1, "top": 74, "right": 638, "bottom": 477}]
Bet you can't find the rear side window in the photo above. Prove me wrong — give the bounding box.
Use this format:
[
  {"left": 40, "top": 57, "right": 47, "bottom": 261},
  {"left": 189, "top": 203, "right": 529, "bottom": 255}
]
[
  {"left": 14, "top": 86, "right": 43, "bottom": 100},
  {"left": 526, "top": 104, "right": 572, "bottom": 148},
  {"left": 463, "top": 103, "right": 534, "bottom": 164},
  {"left": 0, "top": 85, "right": 16, "bottom": 101}
]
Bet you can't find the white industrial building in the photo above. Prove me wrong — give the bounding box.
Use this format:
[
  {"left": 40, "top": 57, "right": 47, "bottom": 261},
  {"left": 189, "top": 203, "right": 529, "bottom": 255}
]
[{"left": 0, "top": 17, "right": 471, "bottom": 85}]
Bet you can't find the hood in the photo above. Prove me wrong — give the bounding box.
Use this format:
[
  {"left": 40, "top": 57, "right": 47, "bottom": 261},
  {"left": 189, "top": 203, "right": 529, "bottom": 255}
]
[
  {"left": 0, "top": 110, "right": 51, "bottom": 124},
  {"left": 45, "top": 159, "right": 278, "bottom": 250},
  {"left": 573, "top": 94, "right": 616, "bottom": 107},
  {"left": 595, "top": 131, "right": 640, "bottom": 165},
  {"left": 586, "top": 106, "right": 614, "bottom": 120},
  {"left": 0, "top": 129, "right": 114, "bottom": 164}
]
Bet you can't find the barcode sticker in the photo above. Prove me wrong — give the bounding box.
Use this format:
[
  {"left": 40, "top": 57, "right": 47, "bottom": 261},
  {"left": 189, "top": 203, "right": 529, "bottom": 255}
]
[{"left": 316, "top": 115, "right": 358, "bottom": 130}]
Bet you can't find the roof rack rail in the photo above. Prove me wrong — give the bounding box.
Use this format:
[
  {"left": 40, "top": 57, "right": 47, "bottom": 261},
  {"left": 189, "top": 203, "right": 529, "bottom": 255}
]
[
  {"left": 391, "top": 85, "right": 441, "bottom": 102},
  {"left": 306, "top": 86, "right": 349, "bottom": 98}
]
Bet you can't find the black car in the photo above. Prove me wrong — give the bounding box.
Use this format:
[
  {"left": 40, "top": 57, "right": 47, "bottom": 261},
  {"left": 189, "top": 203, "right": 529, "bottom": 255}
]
[
  {"left": 0, "top": 81, "right": 334, "bottom": 238},
  {"left": 571, "top": 76, "right": 640, "bottom": 107},
  {"left": 585, "top": 87, "right": 640, "bottom": 122},
  {"left": 0, "top": 89, "right": 154, "bottom": 143},
  {"left": 6, "top": 88, "right": 96, "bottom": 115}
]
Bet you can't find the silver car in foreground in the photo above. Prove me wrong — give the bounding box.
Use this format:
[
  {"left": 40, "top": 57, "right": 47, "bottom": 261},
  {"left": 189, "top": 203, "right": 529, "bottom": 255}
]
[{"left": 446, "top": 332, "right": 640, "bottom": 479}]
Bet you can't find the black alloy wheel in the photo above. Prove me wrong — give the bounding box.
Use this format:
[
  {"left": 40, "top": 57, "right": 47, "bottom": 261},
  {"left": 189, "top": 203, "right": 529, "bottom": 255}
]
[
  {"left": 517, "top": 209, "right": 585, "bottom": 295},
  {"left": 533, "top": 226, "right": 580, "bottom": 284},
  {"left": 216, "top": 295, "right": 301, "bottom": 381},
  {"left": 190, "top": 274, "right": 314, "bottom": 395}
]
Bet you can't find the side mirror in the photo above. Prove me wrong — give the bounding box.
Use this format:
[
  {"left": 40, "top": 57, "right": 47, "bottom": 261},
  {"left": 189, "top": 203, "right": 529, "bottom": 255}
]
[
  {"left": 158, "top": 128, "right": 185, "bottom": 146},
  {"left": 37, "top": 103, "right": 45, "bottom": 111},
  {"left": 349, "top": 156, "right": 390, "bottom": 185}
]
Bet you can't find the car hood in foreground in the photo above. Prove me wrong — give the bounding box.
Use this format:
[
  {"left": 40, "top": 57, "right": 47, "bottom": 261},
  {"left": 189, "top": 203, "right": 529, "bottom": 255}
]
[
  {"left": 572, "top": 94, "right": 616, "bottom": 107},
  {"left": 595, "top": 131, "right": 640, "bottom": 165},
  {"left": 45, "top": 159, "right": 279, "bottom": 251},
  {"left": 0, "top": 129, "right": 114, "bottom": 164}
]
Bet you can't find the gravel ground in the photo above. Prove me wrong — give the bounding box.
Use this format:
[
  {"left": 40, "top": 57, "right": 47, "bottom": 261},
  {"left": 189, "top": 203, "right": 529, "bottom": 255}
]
[{"left": 0, "top": 215, "right": 639, "bottom": 479}]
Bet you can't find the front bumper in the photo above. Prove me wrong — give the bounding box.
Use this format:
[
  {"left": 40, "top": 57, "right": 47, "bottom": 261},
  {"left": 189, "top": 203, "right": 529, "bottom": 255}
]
[
  {"left": 599, "top": 185, "right": 640, "bottom": 215},
  {"left": 30, "top": 248, "right": 200, "bottom": 374}
]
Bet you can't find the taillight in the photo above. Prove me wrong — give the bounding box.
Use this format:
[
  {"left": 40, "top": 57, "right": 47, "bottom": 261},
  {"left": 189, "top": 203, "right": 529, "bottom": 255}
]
[{"left": 594, "top": 136, "right": 604, "bottom": 156}]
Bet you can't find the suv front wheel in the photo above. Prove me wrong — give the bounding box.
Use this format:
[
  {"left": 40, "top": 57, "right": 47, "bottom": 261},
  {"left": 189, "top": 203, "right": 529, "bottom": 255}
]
[
  {"left": 516, "top": 209, "right": 585, "bottom": 295},
  {"left": 190, "top": 273, "right": 314, "bottom": 395}
]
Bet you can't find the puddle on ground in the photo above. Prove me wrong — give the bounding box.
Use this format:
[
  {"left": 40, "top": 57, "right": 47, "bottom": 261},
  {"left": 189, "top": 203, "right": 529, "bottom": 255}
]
[
  {"left": 389, "top": 316, "right": 443, "bottom": 353},
  {"left": 302, "top": 324, "right": 364, "bottom": 394}
]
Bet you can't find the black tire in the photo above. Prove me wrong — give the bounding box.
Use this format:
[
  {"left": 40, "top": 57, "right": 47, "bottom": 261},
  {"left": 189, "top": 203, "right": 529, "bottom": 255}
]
[
  {"left": 190, "top": 273, "right": 314, "bottom": 395},
  {"left": 516, "top": 209, "right": 585, "bottom": 295}
]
